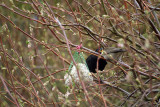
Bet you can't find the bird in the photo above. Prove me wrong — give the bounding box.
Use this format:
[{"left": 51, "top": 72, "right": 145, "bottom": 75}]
[
  {"left": 86, "top": 47, "right": 126, "bottom": 73},
  {"left": 64, "top": 47, "right": 126, "bottom": 86},
  {"left": 86, "top": 48, "right": 107, "bottom": 73}
]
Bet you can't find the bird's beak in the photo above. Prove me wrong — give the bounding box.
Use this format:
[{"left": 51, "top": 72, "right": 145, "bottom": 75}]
[
  {"left": 101, "top": 49, "right": 104, "bottom": 54},
  {"left": 101, "top": 50, "right": 108, "bottom": 59}
]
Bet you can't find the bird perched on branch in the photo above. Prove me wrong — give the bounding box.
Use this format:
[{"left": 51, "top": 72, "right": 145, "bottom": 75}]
[
  {"left": 86, "top": 47, "right": 126, "bottom": 73},
  {"left": 64, "top": 47, "right": 126, "bottom": 86}
]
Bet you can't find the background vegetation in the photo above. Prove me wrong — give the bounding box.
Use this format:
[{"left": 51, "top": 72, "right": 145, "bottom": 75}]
[{"left": 0, "top": 0, "right": 160, "bottom": 106}]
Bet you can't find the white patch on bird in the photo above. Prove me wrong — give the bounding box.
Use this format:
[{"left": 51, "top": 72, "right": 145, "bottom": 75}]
[{"left": 64, "top": 63, "right": 93, "bottom": 86}]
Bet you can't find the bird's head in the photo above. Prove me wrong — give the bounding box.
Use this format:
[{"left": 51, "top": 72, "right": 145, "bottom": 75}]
[{"left": 95, "top": 47, "right": 104, "bottom": 54}]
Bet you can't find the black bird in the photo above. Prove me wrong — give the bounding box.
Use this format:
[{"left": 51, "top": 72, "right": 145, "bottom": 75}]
[
  {"left": 86, "top": 47, "right": 126, "bottom": 73},
  {"left": 86, "top": 48, "right": 107, "bottom": 73}
]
